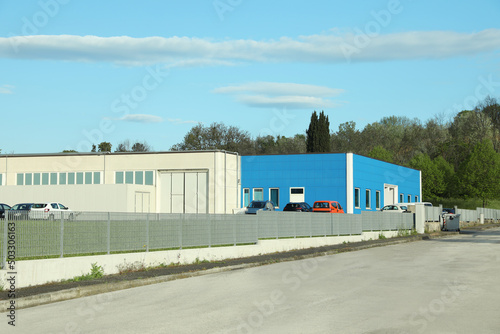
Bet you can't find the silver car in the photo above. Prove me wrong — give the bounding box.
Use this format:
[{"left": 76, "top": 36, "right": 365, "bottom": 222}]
[{"left": 245, "top": 201, "right": 275, "bottom": 214}]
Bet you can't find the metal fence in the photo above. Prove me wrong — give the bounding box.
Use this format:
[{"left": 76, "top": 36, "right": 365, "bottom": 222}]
[{"left": 0, "top": 211, "right": 415, "bottom": 267}]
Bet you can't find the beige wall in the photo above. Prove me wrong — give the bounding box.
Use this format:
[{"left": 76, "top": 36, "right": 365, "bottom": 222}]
[{"left": 0, "top": 151, "right": 241, "bottom": 213}]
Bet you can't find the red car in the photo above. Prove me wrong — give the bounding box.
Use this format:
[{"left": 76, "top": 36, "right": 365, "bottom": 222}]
[{"left": 312, "top": 201, "right": 344, "bottom": 213}]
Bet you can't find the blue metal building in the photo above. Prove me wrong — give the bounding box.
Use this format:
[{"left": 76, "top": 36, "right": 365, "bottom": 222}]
[{"left": 241, "top": 153, "right": 421, "bottom": 214}]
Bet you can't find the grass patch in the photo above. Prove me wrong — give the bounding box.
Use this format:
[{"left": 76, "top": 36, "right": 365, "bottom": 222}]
[{"left": 63, "top": 263, "right": 104, "bottom": 283}]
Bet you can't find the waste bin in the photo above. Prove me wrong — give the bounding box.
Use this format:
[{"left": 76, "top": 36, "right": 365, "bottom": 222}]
[{"left": 442, "top": 213, "right": 460, "bottom": 231}]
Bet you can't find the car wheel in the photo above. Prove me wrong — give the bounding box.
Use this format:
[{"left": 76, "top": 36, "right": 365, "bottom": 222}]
[
  {"left": 68, "top": 213, "right": 74, "bottom": 221},
  {"left": 48, "top": 214, "right": 54, "bottom": 221}
]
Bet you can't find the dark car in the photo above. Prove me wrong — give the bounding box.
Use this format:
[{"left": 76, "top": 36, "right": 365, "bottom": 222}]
[
  {"left": 9, "top": 203, "right": 35, "bottom": 219},
  {"left": 0, "top": 203, "right": 11, "bottom": 219},
  {"left": 283, "top": 202, "right": 312, "bottom": 212},
  {"left": 442, "top": 208, "right": 456, "bottom": 215},
  {"left": 245, "top": 201, "right": 275, "bottom": 214}
]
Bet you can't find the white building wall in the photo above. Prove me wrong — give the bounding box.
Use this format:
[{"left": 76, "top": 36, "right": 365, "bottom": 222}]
[{"left": 0, "top": 151, "right": 240, "bottom": 214}]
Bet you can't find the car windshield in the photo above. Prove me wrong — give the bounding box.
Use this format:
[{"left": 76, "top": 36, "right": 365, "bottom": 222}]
[{"left": 249, "top": 202, "right": 266, "bottom": 208}]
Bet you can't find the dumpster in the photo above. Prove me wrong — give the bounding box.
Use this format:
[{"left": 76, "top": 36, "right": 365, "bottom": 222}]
[{"left": 442, "top": 213, "right": 460, "bottom": 231}]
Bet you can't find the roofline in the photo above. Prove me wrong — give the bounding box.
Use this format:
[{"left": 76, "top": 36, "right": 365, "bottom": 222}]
[{"left": 0, "top": 150, "right": 240, "bottom": 158}]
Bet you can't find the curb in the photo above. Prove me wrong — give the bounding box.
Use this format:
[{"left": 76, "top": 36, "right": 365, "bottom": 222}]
[{"left": 0, "top": 233, "right": 457, "bottom": 312}]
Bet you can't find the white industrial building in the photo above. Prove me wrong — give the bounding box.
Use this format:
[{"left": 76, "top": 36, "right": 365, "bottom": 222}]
[{"left": 0, "top": 151, "right": 240, "bottom": 214}]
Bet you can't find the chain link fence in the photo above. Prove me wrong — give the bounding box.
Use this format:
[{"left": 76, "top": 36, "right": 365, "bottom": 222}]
[{"left": 1, "top": 210, "right": 417, "bottom": 268}]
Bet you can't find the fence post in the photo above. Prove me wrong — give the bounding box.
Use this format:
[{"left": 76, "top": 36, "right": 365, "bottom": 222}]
[
  {"left": 2, "top": 214, "right": 7, "bottom": 269},
  {"left": 179, "top": 214, "right": 183, "bottom": 250},
  {"left": 208, "top": 215, "right": 212, "bottom": 248},
  {"left": 107, "top": 212, "right": 111, "bottom": 255},
  {"left": 146, "top": 214, "right": 150, "bottom": 252},
  {"left": 233, "top": 215, "right": 237, "bottom": 246},
  {"left": 60, "top": 214, "right": 64, "bottom": 258}
]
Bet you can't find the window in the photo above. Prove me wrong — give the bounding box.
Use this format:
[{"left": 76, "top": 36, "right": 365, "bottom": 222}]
[
  {"left": 17, "top": 173, "right": 23, "bottom": 185},
  {"left": 354, "top": 188, "right": 360, "bottom": 208},
  {"left": 116, "top": 171, "right": 124, "bottom": 184},
  {"left": 93, "top": 172, "right": 101, "bottom": 184},
  {"left": 33, "top": 173, "right": 41, "bottom": 185},
  {"left": 25, "top": 173, "right": 32, "bottom": 186},
  {"left": 42, "top": 173, "right": 49, "bottom": 185},
  {"left": 68, "top": 172, "right": 75, "bottom": 185},
  {"left": 50, "top": 173, "right": 58, "bottom": 185},
  {"left": 290, "top": 188, "right": 304, "bottom": 194},
  {"left": 243, "top": 188, "right": 250, "bottom": 207},
  {"left": 366, "top": 189, "right": 371, "bottom": 209},
  {"left": 253, "top": 188, "right": 263, "bottom": 201},
  {"left": 407, "top": 194, "right": 411, "bottom": 203},
  {"left": 270, "top": 188, "right": 279, "bottom": 207},
  {"left": 125, "top": 171, "right": 134, "bottom": 184},
  {"left": 85, "top": 172, "right": 92, "bottom": 184},
  {"left": 135, "top": 171, "right": 144, "bottom": 185},
  {"left": 145, "top": 171, "right": 154, "bottom": 185},
  {"left": 76, "top": 172, "right": 84, "bottom": 184},
  {"left": 59, "top": 173, "right": 67, "bottom": 185},
  {"left": 0, "top": 174, "right": 2, "bottom": 186},
  {"left": 414, "top": 196, "right": 419, "bottom": 202},
  {"left": 399, "top": 193, "right": 404, "bottom": 203},
  {"left": 376, "top": 191, "right": 381, "bottom": 209}
]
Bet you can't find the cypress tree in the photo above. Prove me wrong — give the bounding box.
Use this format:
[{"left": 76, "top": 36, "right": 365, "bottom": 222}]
[{"left": 306, "top": 110, "right": 330, "bottom": 152}]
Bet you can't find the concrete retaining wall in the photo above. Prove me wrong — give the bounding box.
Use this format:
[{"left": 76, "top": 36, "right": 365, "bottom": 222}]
[{"left": 0, "top": 231, "right": 399, "bottom": 289}]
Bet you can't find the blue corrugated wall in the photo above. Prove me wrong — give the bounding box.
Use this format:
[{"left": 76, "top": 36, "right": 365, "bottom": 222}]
[
  {"left": 241, "top": 153, "right": 421, "bottom": 213},
  {"left": 241, "top": 154, "right": 348, "bottom": 210}
]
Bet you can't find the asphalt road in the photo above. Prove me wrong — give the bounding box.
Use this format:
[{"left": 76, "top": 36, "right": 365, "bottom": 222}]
[{"left": 3, "top": 228, "right": 500, "bottom": 333}]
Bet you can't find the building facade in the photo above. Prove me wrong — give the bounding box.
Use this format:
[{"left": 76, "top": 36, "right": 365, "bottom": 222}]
[
  {"left": 0, "top": 151, "right": 240, "bottom": 214},
  {"left": 241, "top": 153, "right": 421, "bottom": 214}
]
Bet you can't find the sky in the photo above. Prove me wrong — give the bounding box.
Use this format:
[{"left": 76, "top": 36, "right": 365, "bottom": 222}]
[{"left": 1, "top": 0, "right": 499, "bottom": 154}]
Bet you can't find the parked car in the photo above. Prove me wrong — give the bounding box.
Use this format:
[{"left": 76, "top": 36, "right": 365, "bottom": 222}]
[
  {"left": 380, "top": 204, "right": 409, "bottom": 213},
  {"left": 312, "top": 201, "right": 344, "bottom": 213},
  {"left": 9, "top": 203, "right": 35, "bottom": 219},
  {"left": 283, "top": 202, "right": 313, "bottom": 212},
  {"left": 442, "top": 208, "right": 456, "bottom": 215},
  {"left": 30, "top": 202, "right": 73, "bottom": 220},
  {"left": 0, "top": 203, "right": 11, "bottom": 219},
  {"left": 245, "top": 201, "right": 275, "bottom": 214}
]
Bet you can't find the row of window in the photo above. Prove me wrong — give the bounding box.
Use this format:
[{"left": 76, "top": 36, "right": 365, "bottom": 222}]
[
  {"left": 17, "top": 172, "right": 102, "bottom": 186},
  {"left": 354, "top": 188, "right": 419, "bottom": 210},
  {"left": 115, "top": 171, "right": 154, "bottom": 186},
  {"left": 243, "top": 188, "right": 280, "bottom": 208},
  {"left": 13, "top": 171, "right": 156, "bottom": 186}
]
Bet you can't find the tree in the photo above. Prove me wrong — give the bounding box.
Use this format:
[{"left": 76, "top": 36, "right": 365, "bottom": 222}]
[
  {"left": 458, "top": 139, "right": 500, "bottom": 207},
  {"left": 131, "top": 141, "right": 151, "bottom": 152},
  {"left": 115, "top": 140, "right": 152, "bottom": 152},
  {"left": 409, "top": 153, "right": 445, "bottom": 201},
  {"left": 331, "top": 121, "right": 361, "bottom": 153},
  {"left": 62, "top": 150, "right": 78, "bottom": 153},
  {"left": 170, "top": 122, "right": 254, "bottom": 154},
  {"left": 306, "top": 111, "right": 330, "bottom": 153},
  {"left": 367, "top": 145, "right": 394, "bottom": 163},
  {"left": 98, "top": 142, "right": 112, "bottom": 152},
  {"left": 115, "top": 140, "right": 131, "bottom": 152}
]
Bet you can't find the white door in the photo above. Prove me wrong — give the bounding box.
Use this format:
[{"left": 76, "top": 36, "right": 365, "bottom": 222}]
[{"left": 384, "top": 185, "right": 398, "bottom": 206}]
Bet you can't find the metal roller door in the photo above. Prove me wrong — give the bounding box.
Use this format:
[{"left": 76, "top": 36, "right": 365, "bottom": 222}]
[{"left": 159, "top": 171, "right": 208, "bottom": 213}]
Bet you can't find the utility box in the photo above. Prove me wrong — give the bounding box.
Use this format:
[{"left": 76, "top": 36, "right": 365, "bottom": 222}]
[{"left": 442, "top": 214, "right": 461, "bottom": 232}]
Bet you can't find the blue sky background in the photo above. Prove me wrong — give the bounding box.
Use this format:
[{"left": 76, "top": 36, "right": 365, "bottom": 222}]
[{"left": 1, "top": 0, "right": 499, "bottom": 154}]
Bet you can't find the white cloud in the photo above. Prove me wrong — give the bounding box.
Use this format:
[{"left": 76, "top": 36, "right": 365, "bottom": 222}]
[
  {"left": 119, "top": 114, "right": 163, "bottom": 123},
  {"left": 214, "top": 82, "right": 344, "bottom": 109},
  {"left": 0, "top": 29, "right": 499, "bottom": 66},
  {"left": 0, "top": 84, "right": 14, "bottom": 94}
]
